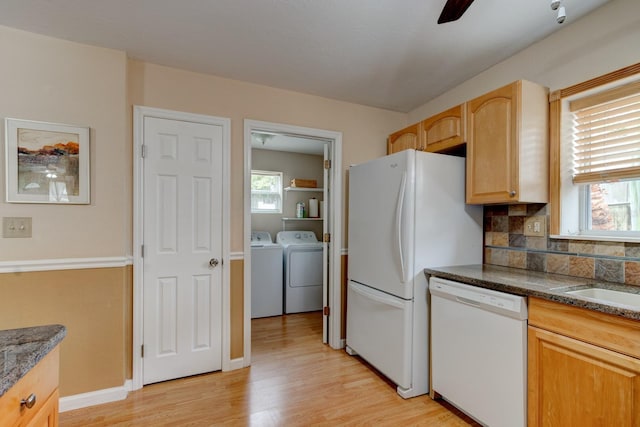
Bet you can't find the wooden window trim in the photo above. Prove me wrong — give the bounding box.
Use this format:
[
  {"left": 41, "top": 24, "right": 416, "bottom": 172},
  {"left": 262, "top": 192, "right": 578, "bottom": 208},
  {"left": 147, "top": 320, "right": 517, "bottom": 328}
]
[{"left": 549, "top": 62, "right": 640, "bottom": 235}]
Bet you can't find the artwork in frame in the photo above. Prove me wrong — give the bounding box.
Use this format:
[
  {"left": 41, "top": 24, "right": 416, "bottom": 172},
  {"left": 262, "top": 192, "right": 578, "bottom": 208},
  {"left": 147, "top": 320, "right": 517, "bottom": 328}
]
[{"left": 5, "top": 118, "right": 90, "bottom": 204}]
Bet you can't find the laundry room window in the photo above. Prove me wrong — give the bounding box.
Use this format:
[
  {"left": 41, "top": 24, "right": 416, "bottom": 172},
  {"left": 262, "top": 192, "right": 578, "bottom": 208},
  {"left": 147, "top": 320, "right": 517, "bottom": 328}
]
[{"left": 251, "top": 170, "right": 283, "bottom": 213}]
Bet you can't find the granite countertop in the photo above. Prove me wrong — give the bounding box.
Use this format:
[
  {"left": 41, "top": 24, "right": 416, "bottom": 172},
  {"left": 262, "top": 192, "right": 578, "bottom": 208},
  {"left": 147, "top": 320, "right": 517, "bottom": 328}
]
[
  {"left": 424, "top": 264, "right": 640, "bottom": 321},
  {"left": 0, "top": 325, "right": 66, "bottom": 396}
]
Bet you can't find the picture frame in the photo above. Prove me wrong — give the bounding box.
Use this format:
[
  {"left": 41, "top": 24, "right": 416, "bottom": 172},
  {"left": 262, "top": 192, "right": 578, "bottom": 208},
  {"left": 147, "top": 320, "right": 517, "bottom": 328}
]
[{"left": 5, "top": 118, "right": 90, "bottom": 204}]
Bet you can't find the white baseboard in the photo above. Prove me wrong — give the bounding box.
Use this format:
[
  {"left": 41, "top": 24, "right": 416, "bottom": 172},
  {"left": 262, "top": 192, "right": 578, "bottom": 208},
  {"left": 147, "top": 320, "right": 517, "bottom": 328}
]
[
  {"left": 59, "top": 379, "right": 132, "bottom": 412},
  {"left": 226, "top": 357, "right": 245, "bottom": 371}
]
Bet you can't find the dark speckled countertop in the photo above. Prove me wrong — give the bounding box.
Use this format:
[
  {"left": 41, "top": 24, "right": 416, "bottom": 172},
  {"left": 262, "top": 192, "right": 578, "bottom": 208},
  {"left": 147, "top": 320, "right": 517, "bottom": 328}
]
[
  {"left": 0, "top": 325, "right": 66, "bottom": 396},
  {"left": 425, "top": 264, "right": 640, "bottom": 321}
]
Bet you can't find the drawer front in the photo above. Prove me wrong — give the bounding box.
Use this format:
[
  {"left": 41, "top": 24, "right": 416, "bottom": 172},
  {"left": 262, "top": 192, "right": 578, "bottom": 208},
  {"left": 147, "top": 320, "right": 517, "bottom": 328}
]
[
  {"left": 0, "top": 347, "right": 59, "bottom": 427},
  {"left": 346, "top": 281, "right": 413, "bottom": 389},
  {"left": 529, "top": 297, "right": 640, "bottom": 359}
]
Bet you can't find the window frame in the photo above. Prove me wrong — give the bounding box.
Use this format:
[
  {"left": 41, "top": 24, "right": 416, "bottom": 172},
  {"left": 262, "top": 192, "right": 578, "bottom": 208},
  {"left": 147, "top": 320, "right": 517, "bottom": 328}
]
[
  {"left": 250, "top": 169, "right": 283, "bottom": 214},
  {"left": 551, "top": 62, "right": 640, "bottom": 242}
]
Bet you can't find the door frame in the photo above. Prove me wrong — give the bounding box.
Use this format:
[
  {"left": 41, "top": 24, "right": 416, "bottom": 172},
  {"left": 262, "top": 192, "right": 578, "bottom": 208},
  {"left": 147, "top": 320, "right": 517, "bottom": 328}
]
[
  {"left": 243, "top": 119, "right": 343, "bottom": 365},
  {"left": 132, "top": 106, "right": 231, "bottom": 390}
]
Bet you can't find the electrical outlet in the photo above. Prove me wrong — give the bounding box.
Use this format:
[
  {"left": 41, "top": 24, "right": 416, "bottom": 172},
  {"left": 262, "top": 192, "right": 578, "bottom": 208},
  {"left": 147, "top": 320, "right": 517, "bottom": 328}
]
[
  {"left": 524, "top": 216, "right": 546, "bottom": 237},
  {"left": 3, "top": 217, "right": 32, "bottom": 238}
]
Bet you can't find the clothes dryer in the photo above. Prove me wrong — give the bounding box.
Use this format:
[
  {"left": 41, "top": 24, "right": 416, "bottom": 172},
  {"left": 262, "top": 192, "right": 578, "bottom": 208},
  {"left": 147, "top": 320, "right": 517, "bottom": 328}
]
[
  {"left": 251, "top": 231, "right": 283, "bottom": 318},
  {"left": 275, "top": 231, "right": 323, "bottom": 313}
]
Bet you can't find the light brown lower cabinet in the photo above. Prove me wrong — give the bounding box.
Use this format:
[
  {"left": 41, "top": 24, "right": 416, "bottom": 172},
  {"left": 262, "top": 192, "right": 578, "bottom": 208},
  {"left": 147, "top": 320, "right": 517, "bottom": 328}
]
[
  {"left": 24, "top": 390, "right": 58, "bottom": 427},
  {"left": 0, "top": 347, "right": 60, "bottom": 427},
  {"left": 528, "top": 326, "right": 640, "bottom": 426},
  {"left": 528, "top": 298, "right": 640, "bottom": 426}
]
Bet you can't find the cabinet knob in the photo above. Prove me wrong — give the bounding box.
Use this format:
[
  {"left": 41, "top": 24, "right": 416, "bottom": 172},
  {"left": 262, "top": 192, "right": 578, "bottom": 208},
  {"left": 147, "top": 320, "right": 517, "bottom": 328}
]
[
  {"left": 20, "top": 393, "right": 36, "bottom": 409},
  {"left": 509, "top": 190, "right": 516, "bottom": 197}
]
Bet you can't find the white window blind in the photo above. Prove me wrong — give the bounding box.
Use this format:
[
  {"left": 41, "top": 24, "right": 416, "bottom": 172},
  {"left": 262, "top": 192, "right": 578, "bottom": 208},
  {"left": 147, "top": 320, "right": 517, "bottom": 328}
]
[{"left": 571, "top": 80, "right": 640, "bottom": 184}]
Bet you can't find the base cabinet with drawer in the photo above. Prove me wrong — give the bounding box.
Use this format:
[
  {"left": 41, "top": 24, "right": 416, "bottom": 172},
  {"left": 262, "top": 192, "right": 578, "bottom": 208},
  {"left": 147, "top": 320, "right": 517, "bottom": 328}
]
[
  {"left": 528, "top": 298, "right": 640, "bottom": 426},
  {"left": 0, "top": 347, "right": 60, "bottom": 427}
]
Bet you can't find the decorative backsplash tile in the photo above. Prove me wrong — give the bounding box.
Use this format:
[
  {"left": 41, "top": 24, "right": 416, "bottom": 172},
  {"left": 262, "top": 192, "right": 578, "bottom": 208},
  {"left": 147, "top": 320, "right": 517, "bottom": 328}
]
[{"left": 484, "top": 204, "right": 640, "bottom": 286}]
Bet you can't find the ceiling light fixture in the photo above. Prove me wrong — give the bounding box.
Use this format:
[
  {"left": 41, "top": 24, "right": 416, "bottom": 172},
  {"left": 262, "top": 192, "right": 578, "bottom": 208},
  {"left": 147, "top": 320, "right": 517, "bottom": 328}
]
[
  {"left": 557, "top": 5, "right": 566, "bottom": 24},
  {"left": 550, "top": 0, "right": 566, "bottom": 24}
]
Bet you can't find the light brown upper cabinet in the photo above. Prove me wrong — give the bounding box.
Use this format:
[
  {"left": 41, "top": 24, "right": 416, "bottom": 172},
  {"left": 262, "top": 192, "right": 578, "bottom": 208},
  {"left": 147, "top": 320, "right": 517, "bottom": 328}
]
[
  {"left": 387, "top": 122, "right": 421, "bottom": 154},
  {"left": 466, "top": 80, "right": 549, "bottom": 204},
  {"left": 421, "top": 104, "right": 465, "bottom": 153}
]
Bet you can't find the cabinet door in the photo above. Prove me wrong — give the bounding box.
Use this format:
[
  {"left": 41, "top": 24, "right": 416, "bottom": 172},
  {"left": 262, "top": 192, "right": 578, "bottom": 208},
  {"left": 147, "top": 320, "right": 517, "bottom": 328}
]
[
  {"left": 528, "top": 326, "right": 640, "bottom": 427},
  {"left": 466, "top": 82, "right": 518, "bottom": 204},
  {"left": 387, "top": 122, "right": 421, "bottom": 154},
  {"left": 421, "top": 104, "right": 465, "bottom": 153}
]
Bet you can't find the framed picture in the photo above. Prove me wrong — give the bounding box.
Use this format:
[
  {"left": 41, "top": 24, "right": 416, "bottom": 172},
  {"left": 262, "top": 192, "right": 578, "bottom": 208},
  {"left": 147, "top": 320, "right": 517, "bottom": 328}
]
[{"left": 5, "top": 118, "right": 90, "bottom": 204}]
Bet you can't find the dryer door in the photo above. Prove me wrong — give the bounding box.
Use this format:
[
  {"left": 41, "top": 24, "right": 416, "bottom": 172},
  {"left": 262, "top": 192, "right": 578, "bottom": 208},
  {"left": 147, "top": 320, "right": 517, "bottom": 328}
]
[{"left": 285, "top": 246, "right": 323, "bottom": 313}]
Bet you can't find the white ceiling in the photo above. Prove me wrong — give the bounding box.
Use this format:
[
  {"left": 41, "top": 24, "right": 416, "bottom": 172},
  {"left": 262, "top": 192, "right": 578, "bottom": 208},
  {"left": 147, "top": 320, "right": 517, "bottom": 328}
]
[
  {"left": 0, "top": 0, "right": 610, "bottom": 113},
  {"left": 252, "top": 131, "right": 328, "bottom": 156}
]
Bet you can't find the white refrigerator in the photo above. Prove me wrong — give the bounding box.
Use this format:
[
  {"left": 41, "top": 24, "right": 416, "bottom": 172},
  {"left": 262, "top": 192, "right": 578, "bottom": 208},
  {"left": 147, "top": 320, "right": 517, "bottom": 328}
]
[{"left": 346, "top": 149, "right": 483, "bottom": 398}]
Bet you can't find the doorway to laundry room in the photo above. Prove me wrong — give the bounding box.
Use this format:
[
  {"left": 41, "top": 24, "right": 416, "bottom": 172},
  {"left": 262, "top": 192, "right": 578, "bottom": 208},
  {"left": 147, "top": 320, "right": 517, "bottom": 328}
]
[{"left": 243, "top": 120, "right": 343, "bottom": 364}]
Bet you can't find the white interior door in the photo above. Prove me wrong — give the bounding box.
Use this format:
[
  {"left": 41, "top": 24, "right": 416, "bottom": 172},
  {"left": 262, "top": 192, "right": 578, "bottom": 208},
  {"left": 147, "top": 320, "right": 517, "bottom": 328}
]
[{"left": 142, "top": 116, "right": 223, "bottom": 385}]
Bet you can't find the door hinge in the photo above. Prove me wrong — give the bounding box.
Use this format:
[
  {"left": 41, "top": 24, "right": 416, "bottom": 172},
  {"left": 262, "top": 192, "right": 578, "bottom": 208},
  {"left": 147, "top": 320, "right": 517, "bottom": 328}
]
[
  {"left": 324, "top": 159, "right": 331, "bottom": 169},
  {"left": 323, "top": 306, "right": 330, "bottom": 316},
  {"left": 141, "top": 144, "right": 146, "bottom": 158},
  {"left": 141, "top": 245, "right": 145, "bottom": 258},
  {"left": 141, "top": 345, "right": 144, "bottom": 358},
  {"left": 323, "top": 233, "right": 331, "bottom": 243}
]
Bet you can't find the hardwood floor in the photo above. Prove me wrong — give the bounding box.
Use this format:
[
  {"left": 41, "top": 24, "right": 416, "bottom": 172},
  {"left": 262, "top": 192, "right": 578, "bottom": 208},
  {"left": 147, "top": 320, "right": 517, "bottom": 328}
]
[{"left": 60, "top": 312, "right": 476, "bottom": 426}]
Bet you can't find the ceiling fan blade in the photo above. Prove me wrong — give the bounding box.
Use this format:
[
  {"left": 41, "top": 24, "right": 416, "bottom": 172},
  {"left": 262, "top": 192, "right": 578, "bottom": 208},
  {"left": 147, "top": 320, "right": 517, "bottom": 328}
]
[{"left": 438, "top": 0, "right": 476, "bottom": 24}]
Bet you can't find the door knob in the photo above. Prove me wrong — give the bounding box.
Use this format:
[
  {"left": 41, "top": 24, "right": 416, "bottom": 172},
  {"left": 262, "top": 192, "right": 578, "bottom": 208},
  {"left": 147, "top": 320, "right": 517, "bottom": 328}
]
[{"left": 209, "top": 258, "right": 219, "bottom": 268}]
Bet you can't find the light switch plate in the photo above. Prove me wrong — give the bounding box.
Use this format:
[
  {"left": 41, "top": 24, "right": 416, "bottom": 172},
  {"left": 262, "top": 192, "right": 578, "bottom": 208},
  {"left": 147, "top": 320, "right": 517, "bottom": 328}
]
[
  {"left": 3, "top": 217, "right": 32, "bottom": 238},
  {"left": 524, "top": 216, "right": 546, "bottom": 237}
]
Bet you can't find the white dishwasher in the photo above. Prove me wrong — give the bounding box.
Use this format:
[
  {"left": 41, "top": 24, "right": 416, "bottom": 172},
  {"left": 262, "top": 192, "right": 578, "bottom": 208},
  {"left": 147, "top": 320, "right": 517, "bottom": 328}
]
[{"left": 429, "top": 277, "right": 527, "bottom": 427}]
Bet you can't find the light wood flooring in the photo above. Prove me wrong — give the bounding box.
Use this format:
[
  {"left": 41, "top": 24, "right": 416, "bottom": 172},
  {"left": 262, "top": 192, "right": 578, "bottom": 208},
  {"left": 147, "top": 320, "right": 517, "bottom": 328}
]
[{"left": 61, "top": 312, "right": 476, "bottom": 426}]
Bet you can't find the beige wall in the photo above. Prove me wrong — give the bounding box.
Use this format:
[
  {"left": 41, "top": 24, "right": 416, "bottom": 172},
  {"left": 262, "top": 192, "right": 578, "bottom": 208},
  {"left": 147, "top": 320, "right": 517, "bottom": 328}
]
[
  {"left": 127, "top": 60, "right": 406, "bottom": 370},
  {"left": 127, "top": 59, "right": 406, "bottom": 251},
  {"left": 0, "top": 26, "right": 131, "bottom": 397},
  {"left": 0, "top": 25, "right": 129, "bottom": 260},
  {"left": 0, "top": 24, "right": 404, "bottom": 398},
  {"left": 0, "top": 267, "right": 131, "bottom": 396},
  {"left": 408, "top": 0, "right": 640, "bottom": 123},
  {"left": 251, "top": 148, "right": 324, "bottom": 240},
  {"left": 230, "top": 259, "right": 244, "bottom": 359}
]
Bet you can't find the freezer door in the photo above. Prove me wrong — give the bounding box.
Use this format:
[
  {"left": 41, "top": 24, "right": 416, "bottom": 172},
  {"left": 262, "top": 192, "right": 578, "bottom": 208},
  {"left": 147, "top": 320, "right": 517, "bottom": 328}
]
[
  {"left": 346, "top": 281, "right": 413, "bottom": 389},
  {"left": 348, "top": 150, "right": 415, "bottom": 299}
]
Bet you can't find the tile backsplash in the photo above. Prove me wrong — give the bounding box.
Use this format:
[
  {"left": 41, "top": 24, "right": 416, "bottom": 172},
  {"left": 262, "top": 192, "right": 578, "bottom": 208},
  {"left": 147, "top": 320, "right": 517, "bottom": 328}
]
[{"left": 484, "top": 204, "right": 640, "bottom": 286}]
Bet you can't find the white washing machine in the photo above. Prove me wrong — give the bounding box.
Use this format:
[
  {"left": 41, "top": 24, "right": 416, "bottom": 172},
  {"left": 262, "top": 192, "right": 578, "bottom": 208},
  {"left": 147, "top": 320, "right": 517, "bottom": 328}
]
[
  {"left": 251, "top": 231, "right": 283, "bottom": 318},
  {"left": 276, "top": 231, "right": 323, "bottom": 314}
]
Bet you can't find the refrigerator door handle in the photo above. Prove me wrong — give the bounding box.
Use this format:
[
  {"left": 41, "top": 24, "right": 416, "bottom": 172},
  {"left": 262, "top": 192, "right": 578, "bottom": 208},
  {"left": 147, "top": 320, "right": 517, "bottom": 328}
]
[{"left": 395, "top": 172, "right": 408, "bottom": 283}]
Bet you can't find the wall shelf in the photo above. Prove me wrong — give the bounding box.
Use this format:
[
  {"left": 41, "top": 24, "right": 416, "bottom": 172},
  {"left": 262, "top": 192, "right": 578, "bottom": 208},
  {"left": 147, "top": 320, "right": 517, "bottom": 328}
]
[
  {"left": 282, "top": 217, "right": 323, "bottom": 221},
  {"left": 284, "top": 187, "right": 324, "bottom": 192}
]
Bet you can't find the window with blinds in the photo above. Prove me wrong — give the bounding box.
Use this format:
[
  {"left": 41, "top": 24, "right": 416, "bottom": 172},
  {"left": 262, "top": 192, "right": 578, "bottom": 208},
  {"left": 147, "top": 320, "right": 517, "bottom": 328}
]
[
  {"left": 568, "top": 79, "right": 640, "bottom": 233},
  {"left": 571, "top": 80, "right": 640, "bottom": 184}
]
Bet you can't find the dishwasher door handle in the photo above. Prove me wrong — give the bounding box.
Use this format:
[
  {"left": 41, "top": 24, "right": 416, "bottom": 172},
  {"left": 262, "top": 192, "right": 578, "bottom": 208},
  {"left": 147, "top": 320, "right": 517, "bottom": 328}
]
[{"left": 454, "top": 296, "right": 482, "bottom": 308}]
